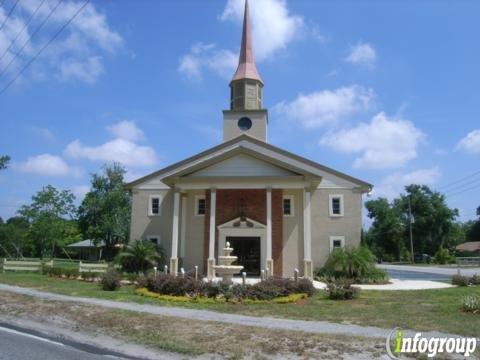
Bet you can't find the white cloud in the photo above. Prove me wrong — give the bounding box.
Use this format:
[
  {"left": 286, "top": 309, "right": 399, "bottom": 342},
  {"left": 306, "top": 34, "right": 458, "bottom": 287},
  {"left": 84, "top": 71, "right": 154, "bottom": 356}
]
[
  {"left": 0, "top": 0, "right": 122, "bottom": 86},
  {"left": 58, "top": 56, "right": 104, "bottom": 83},
  {"left": 373, "top": 167, "right": 441, "bottom": 200},
  {"left": 107, "top": 120, "right": 144, "bottom": 142},
  {"left": 345, "top": 42, "right": 377, "bottom": 67},
  {"left": 179, "top": 0, "right": 305, "bottom": 80},
  {"left": 65, "top": 138, "right": 156, "bottom": 168},
  {"left": 178, "top": 43, "right": 237, "bottom": 80},
  {"left": 320, "top": 112, "right": 425, "bottom": 169},
  {"left": 220, "top": 0, "right": 304, "bottom": 61},
  {"left": 32, "top": 127, "right": 56, "bottom": 142},
  {"left": 274, "top": 86, "right": 374, "bottom": 128},
  {"left": 15, "top": 153, "right": 82, "bottom": 177},
  {"left": 456, "top": 129, "right": 480, "bottom": 154}
]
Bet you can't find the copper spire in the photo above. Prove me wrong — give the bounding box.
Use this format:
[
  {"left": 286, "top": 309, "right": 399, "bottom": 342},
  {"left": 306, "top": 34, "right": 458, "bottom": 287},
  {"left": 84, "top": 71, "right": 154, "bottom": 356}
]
[{"left": 231, "top": 0, "right": 263, "bottom": 83}]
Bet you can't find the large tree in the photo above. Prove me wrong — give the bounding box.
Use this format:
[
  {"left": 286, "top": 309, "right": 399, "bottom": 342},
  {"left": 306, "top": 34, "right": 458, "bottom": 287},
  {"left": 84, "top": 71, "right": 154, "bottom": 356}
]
[
  {"left": 365, "top": 184, "right": 460, "bottom": 261},
  {"left": 77, "top": 163, "right": 131, "bottom": 258},
  {"left": 465, "top": 206, "right": 480, "bottom": 242},
  {"left": 0, "top": 216, "right": 31, "bottom": 258},
  {"left": 18, "top": 185, "right": 77, "bottom": 258},
  {"left": 364, "top": 198, "right": 406, "bottom": 261},
  {"left": 0, "top": 155, "right": 10, "bottom": 170}
]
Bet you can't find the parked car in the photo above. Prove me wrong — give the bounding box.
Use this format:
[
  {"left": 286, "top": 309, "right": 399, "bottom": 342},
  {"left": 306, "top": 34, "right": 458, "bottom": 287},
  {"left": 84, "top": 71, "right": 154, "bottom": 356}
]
[{"left": 414, "top": 253, "right": 432, "bottom": 263}]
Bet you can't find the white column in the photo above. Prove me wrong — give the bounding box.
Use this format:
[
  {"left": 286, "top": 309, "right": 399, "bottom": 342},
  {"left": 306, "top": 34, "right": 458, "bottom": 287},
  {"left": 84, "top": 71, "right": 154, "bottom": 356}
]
[
  {"left": 180, "top": 195, "right": 187, "bottom": 258},
  {"left": 170, "top": 190, "right": 180, "bottom": 276},
  {"left": 266, "top": 187, "right": 273, "bottom": 277},
  {"left": 207, "top": 188, "right": 216, "bottom": 279},
  {"left": 303, "top": 188, "right": 313, "bottom": 279}
]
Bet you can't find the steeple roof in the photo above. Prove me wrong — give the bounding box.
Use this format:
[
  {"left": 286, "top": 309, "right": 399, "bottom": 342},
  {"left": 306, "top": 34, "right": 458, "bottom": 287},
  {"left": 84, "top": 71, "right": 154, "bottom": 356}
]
[{"left": 231, "top": 0, "right": 263, "bottom": 84}]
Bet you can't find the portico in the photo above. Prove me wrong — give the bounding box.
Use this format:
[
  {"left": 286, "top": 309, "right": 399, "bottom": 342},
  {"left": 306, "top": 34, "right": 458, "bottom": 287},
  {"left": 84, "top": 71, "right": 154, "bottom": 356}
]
[{"left": 164, "top": 174, "right": 319, "bottom": 279}]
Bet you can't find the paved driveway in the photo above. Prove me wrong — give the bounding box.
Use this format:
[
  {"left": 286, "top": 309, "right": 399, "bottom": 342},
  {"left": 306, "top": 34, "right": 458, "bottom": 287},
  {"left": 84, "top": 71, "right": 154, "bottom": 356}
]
[{"left": 378, "top": 264, "right": 480, "bottom": 280}]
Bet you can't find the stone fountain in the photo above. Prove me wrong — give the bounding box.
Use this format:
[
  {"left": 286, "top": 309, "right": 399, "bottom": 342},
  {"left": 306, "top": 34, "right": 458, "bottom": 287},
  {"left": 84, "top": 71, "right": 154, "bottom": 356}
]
[{"left": 213, "top": 241, "right": 243, "bottom": 282}]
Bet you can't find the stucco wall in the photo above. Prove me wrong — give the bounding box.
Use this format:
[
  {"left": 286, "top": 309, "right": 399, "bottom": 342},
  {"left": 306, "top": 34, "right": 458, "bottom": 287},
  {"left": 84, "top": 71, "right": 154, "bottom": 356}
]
[
  {"left": 182, "top": 190, "right": 206, "bottom": 273},
  {"left": 130, "top": 189, "right": 173, "bottom": 258},
  {"left": 130, "top": 187, "right": 363, "bottom": 276},
  {"left": 282, "top": 189, "right": 303, "bottom": 277},
  {"left": 310, "top": 189, "right": 362, "bottom": 270}
]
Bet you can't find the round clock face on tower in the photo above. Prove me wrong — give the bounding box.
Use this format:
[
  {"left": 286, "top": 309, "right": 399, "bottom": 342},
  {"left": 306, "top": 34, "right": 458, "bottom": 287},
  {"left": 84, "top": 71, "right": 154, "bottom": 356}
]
[{"left": 237, "top": 117, "right": 252, "bottom": 131}]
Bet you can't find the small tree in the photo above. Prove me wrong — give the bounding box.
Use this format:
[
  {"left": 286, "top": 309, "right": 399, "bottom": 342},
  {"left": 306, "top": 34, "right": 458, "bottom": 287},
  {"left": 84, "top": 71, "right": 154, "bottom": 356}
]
[
  {"left": 18, "top": 185, "right": 76, "bottom": 258},
  {"left": 118, "top": 240, "right": 165, "bottom": 274},
  {"left": 78, "top": 163, "right": 131, "bottom": 258}
]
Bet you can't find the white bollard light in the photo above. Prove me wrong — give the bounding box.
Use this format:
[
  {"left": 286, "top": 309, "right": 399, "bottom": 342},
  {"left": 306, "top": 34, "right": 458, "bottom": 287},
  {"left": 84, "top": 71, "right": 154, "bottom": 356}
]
[
  {"left": 180, "top": 267, "right": 185, "bottom": 278},
  {"left": 242, "top": 272, "right": 247, "bottom": 286},
  {"left": 194, "top": 265, "right": 198, "bottom": 281},
  {"left": 164, "top": 265, "right": 168, "bottom": 274},
  {"left": 153, "top": 266, "right": 157, "bottom": 279},
  {"left": 260, "top": 269, "right": 265, "bottom": 281},
  {"left": 294, "top": 268, "right": 299, "bottom": 283}
]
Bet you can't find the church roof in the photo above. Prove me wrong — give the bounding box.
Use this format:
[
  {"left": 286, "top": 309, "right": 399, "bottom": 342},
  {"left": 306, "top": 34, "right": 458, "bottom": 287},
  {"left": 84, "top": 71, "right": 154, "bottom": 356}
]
[
  {"left": 231, "top": 0, "right": 263, "bottom": 84},
  {"left": 125, "top": 134, "right": 372, "bottom": 192}
]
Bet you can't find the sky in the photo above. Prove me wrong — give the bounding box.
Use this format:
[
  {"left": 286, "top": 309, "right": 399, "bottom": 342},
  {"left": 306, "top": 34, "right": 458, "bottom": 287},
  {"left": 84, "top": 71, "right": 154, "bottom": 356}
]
[{"left": 1, "top": 0, "right": 480, "bottom": 225}]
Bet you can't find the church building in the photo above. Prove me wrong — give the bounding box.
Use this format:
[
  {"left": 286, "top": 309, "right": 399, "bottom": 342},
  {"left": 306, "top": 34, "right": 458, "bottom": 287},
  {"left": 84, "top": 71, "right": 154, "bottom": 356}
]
[{"left": 126, "top": 0, "right": 372, "bottom": 279}]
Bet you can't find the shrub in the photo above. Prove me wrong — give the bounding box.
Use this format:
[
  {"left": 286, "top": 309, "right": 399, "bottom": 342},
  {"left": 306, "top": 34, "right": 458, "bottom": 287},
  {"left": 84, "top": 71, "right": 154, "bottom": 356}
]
[
  {"left": 461, "top": 295, "right": 480, "bottom": 314},
  {"left": 325, "top": 278, "right": 359, "bottom": 300},
  {"left": 451, "top": 275, "right": 470, "bottom": 286},
  {"left": 315, "top": 246, "right": 389, "bottom": 284},
  {"left": 434, "top": 248, "right": 456, "bottom": 265},
  {"left": 100, "top": 269, "right": 121, "bottom": 291},
  {"left": 139, "top": 274, "right": 315, "bottom": 301},
  {"left": 118, "top": 240, "right": 166, "bottom": 274},
  {"left": 470, "top": 275, "right": 480, "bottom": 286}
]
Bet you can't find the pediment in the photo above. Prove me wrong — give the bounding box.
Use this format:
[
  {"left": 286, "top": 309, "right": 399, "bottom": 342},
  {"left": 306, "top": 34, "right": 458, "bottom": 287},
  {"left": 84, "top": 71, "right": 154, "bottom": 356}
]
[
  {"left": 185, "top": 153, "right": 297, "bottom": 178},
  {"left": 217, "top": 216, "right": 266, "bottom": 229}
]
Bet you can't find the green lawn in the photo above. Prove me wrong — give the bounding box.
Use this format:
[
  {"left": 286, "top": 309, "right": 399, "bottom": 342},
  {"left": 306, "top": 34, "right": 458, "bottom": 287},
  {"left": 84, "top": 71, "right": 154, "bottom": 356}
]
[{"left": 0, "top": 272, "right": 479, "bottom": 337}]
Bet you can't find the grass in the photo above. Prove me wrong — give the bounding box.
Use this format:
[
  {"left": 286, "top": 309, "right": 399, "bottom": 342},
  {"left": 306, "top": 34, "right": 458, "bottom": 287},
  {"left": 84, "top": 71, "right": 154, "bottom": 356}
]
[
  {"left": 1, "top": 272, "right": 480, "bottom": 337},
  {"left": 0, "top": 292, "right": 384, "bottom": 359}
]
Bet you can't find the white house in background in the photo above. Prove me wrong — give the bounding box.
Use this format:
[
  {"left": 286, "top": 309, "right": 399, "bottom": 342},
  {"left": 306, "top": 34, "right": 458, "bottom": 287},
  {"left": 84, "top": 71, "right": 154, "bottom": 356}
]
[{"left": 126, "top": 0, "right": 372, "bottom": 279}]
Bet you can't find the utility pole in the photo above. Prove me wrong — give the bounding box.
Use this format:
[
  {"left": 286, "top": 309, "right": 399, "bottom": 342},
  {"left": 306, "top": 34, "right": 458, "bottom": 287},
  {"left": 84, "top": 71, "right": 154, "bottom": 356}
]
[{"left": 408, "top": 195, "right": 414, "bottom": 263}]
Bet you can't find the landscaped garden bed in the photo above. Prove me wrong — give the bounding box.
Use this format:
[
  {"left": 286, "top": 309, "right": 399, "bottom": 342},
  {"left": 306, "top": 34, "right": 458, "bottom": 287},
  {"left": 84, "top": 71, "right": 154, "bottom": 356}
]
[{"left": 135, "top": 274, "right": 315, "bottom": 304}]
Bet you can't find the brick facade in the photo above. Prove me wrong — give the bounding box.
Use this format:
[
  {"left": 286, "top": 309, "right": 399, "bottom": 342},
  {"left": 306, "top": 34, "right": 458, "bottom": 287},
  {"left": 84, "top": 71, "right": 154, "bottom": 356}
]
[{"left": 203, "top": 189, "right": 283, "bottom": 276}]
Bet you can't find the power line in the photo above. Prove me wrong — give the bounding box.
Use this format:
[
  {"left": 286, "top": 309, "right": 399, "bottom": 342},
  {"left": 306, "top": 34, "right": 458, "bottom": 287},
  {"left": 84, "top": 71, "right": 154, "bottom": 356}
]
[
  {"left": 444, "top": 177, "right": 480, "bottom": 195},
  {"left": 0, "top": 0, "right": 63, "bottom": 80},
  {"left": 0, "top": 0, "right": 19, "bottom": 33},
  {"left": 0, "top": 0, "right": 47, "bottom": 63},
  {"left": 0, "top": 0, "right": 90, "bottom": 96},
  {"left": 446, "top": 183, "right": 480, "bottom": 198},
  {"left": 436, "top": 169, "right": 480, "bottom": 191}
]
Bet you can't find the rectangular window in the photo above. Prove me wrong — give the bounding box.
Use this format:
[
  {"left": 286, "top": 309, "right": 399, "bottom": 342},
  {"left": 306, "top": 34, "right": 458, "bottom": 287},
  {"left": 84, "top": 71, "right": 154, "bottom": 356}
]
[
  {"left": 151, "top": 197, "right": 159, "bottom": 215},
  {"left": 147, "top": 235, "right": 160, "bottom": 246},
  {"left": 149, "top": 195, "right": 161, "bottom": 216},
  {"left": 195, "top": 196, "right": 206, "bottom": 216},
  {"left": 283, "top": 196, "right": 294, "bottom": 216},
  {"left": 329, "top": 194, "right": 344, "bottom": 217},
  {"left": 330, "top": 236, "right": 345, "bottom": 252}
]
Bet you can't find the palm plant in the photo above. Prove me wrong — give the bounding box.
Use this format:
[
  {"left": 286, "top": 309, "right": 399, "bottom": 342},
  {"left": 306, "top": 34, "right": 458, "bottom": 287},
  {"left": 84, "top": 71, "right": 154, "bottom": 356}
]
[{"left": 118, "top": 240, "right": 165, "bottom": 274}]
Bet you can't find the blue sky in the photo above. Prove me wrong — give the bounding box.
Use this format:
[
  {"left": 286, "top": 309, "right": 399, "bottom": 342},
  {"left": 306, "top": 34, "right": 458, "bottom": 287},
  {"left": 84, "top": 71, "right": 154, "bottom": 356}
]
[{"left": 1, "top": 0, "right": 480, "bottom": 224}]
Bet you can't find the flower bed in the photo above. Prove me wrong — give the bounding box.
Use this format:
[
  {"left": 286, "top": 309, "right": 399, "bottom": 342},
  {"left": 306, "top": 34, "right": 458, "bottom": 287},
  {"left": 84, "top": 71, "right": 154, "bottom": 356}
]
[
  {"left": 135, "top": 287, "right": 308, "bottom": 304},
  {"left": 135, "top": 274, "right": 315, "bottom": 304}
]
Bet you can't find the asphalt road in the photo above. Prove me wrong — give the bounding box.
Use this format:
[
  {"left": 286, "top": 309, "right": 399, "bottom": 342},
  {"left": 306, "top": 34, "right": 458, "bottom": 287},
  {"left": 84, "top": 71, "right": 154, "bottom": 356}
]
[
  {"left": 378, "top": 264, "right": 480, "bottom": 280},
  {"left": 0, "top": 323, "right": 140, "bottom": 360}
]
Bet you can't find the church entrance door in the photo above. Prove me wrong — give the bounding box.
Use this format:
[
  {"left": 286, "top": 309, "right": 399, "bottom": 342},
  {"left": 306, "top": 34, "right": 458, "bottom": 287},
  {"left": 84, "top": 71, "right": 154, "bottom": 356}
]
[{"left": 227, "top": 236, "right": 261, "bottom": 276}]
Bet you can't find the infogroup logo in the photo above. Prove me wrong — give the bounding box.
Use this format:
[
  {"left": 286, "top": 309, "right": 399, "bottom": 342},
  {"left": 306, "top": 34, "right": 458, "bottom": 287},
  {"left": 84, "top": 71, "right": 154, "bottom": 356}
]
[{"left": 386, "top": 328, "right": 477, "bottom": 359}]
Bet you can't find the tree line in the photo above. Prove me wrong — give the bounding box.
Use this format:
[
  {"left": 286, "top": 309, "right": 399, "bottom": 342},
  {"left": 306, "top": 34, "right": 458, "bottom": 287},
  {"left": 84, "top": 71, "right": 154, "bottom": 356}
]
[
  {"left": 0, "top": 160, "right": 131, "bottom": 260},
  {"left": 363, "top": 184, "right": 480, "bottom": 262}
]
